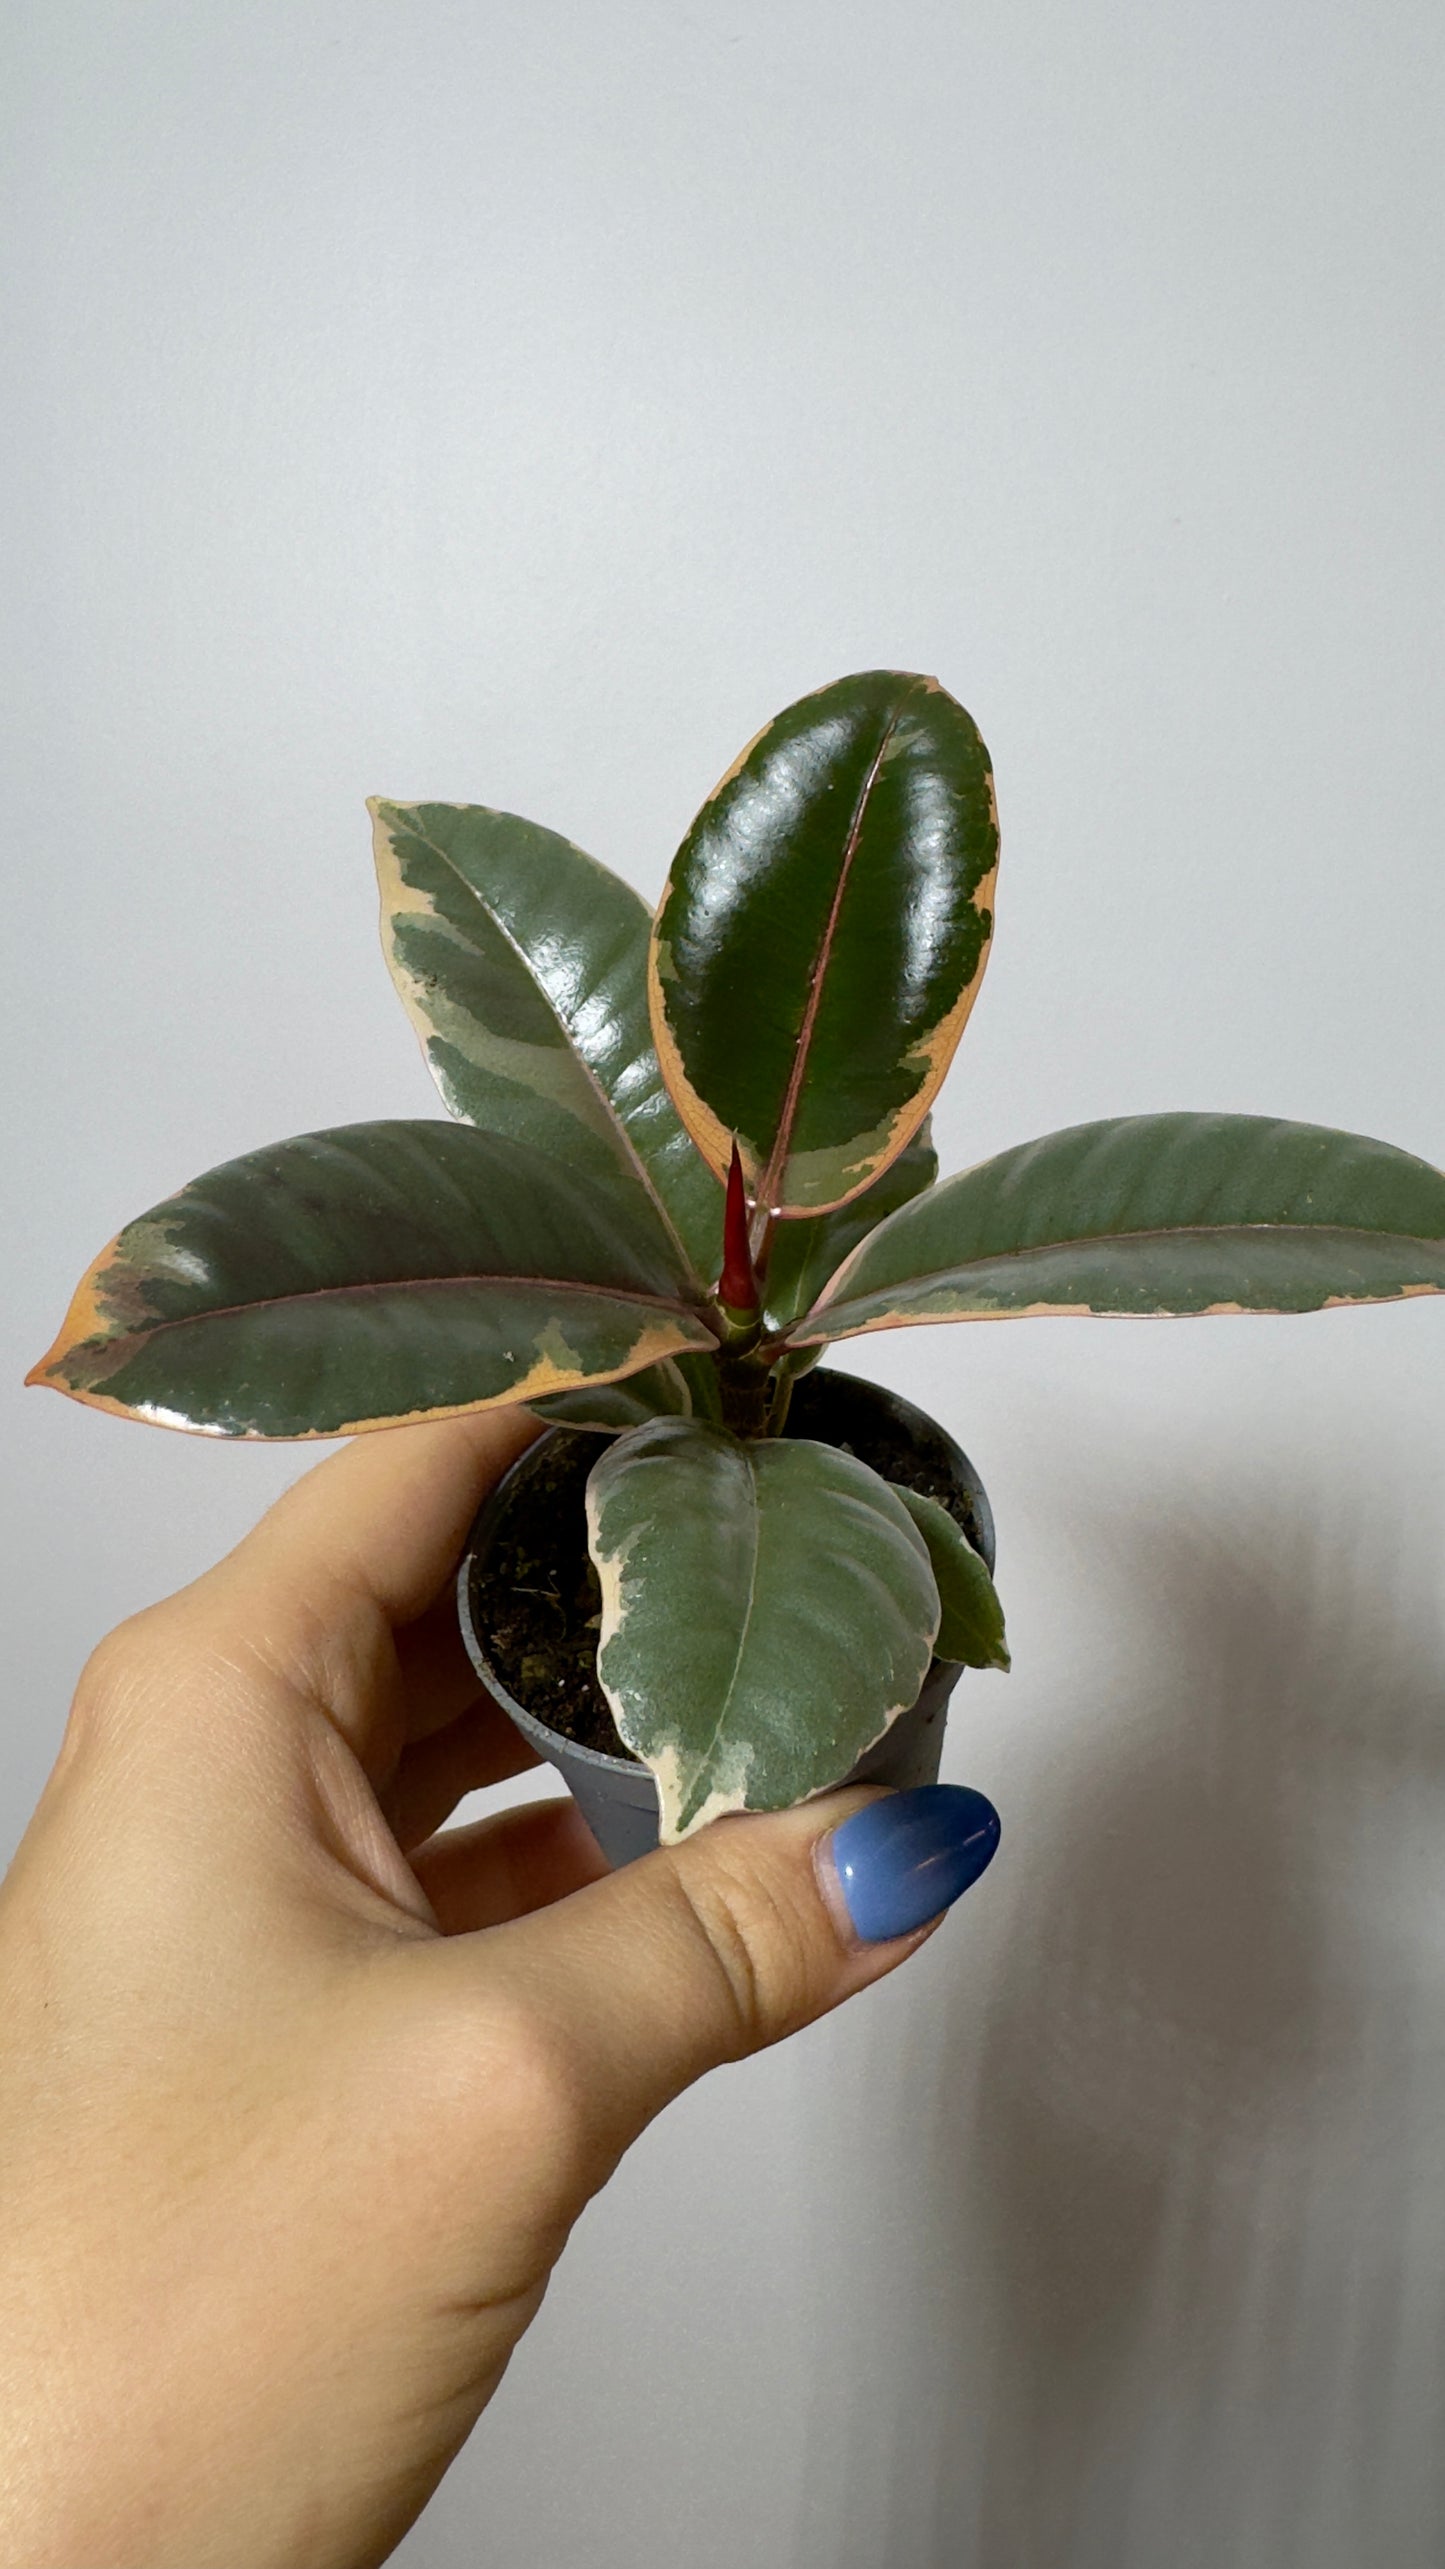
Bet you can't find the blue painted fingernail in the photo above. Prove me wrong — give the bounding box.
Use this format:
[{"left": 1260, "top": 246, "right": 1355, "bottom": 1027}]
[{"left": 826, "top": 1785, "right": 1001, "bottom": 1944}]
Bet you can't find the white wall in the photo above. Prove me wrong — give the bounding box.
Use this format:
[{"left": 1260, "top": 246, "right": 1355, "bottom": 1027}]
[{"left": 6, "top": 3, "right": 1445, "bottom": 2561}]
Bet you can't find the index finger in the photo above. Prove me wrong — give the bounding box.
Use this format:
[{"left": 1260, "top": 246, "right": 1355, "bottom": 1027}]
[
  {"left": 215, "top": 1407, "right": 540, "bottom": 1641},
  {"left": 248, "top": 1409, "right": 538, "bottom": 1620},
  {"left": 158, "top": 1407, "right": 543, "bottom": 1782}
]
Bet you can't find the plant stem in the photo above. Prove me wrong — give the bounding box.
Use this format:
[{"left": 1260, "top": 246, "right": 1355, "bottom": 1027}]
[{"left": 715, "top": 1345, "right": 779, "bottom": 1437}]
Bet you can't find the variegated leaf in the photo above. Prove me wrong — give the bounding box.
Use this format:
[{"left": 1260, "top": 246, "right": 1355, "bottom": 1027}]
[
  {"left": 762, "top": 1122, "right": 938, "bottom": 1329},
  {"left": 648, "top": 671, "right": 998, "bottom": 1215},
  {"left": 371, "top": 798, "right": 723, "bottom": 1283},
  {"left": 528, "top": 1357, "right": 698, "bottom": 1433},
  {"left": 28, "top": 1123, "right": 715, "bottom": 1436},
  {"left": 793, "top": 1115, "right": 1445, "bottom": 1339},
  {"left": 585, "top": 1421, "right": 939, "bottom": 1841}
]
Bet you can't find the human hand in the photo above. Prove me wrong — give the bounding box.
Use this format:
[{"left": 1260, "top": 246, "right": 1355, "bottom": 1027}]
[{"left": 0, "top": 1410, "right": 1000, "bottom": 2569}]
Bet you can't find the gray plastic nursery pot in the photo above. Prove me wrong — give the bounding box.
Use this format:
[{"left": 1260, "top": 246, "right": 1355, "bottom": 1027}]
[{"left": 456, "top": 1368, "right": 996, "bottom": 1869}]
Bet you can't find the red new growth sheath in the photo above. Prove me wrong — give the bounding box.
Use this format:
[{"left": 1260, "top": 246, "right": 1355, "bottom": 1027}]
[{"left": 718, "top": 1141, "right": 760, "bottom": 1314}]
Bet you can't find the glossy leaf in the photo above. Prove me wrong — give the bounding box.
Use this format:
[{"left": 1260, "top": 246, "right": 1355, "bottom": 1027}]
[
  {"left": 528, "top": 1358, "right": 698, "bottom": 1433},
  {"left": 890, "top": 1485, "right": 1010, "bottom": 1670},
  {"left": 585, "top": 1421, "right": 939, "bottom": 1840},
  {"left": 648, "top": 671, "right": 997, "bottom": 1217},
  {"left": 371, "top": 799, "right": 723, "bottom": 1282},
  {"left": 762, "top": 1122, "right": 938, "bottom": 1329},
  {"left": 792, "top": 1114, "right": 1445, "bottom": 1340},
  {"left": 28, "top": 1123, "right": 715, "bottom": 1437}
]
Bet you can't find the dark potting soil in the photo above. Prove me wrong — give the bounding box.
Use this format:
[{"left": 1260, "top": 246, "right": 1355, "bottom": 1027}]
[
  {"left": 469, "top": 1374, "right": 991, "bottom": 1763},
  {"left": 473, "top": 1431, "right": 621, "bottom": 1754}
]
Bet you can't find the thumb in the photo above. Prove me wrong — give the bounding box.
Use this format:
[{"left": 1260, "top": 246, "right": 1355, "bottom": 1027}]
[{"left": 441, "top": 1782, "right": 1000, "bottom": 2175}]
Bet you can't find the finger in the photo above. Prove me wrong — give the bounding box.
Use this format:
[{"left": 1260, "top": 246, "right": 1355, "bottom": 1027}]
[
  {"left": 427, "top": 1783, "right": 1001, "bottom": 2175},
  {"left": 394, "top": 1592, "right": 500, "bottom": 1744},
  {"left": 225, "top": 1407, "right": 539, "bottom": 1634},
  {"left": 143, "top": 1409, "right": 540, "bottom": 1776},
  {"left": 409, "top": 1797, "right": 611, "bottom": 1931},
  {"left": 381, "top": 1699, "right": 541, "bottom": 1851}
]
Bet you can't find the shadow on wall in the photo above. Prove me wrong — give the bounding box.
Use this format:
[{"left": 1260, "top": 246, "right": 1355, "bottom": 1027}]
[{"left": 801, "top": 1467, "right": 1445, "bottom": 2569}]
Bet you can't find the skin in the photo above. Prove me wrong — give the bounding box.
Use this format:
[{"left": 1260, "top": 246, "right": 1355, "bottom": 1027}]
[{"left": 0, "top": 1407, "right": 944, "bottom": 2569}]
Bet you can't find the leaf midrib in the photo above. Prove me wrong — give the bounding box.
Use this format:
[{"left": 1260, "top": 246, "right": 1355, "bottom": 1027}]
[
  {"left": 85, "top": 1270, "right": 708, "bottom": 1354},
  {"left": 686, "top": 1446, "right": 764, "bottom": 1810},
  {"left": 401, "top": 815, "right": 703, "bottom": 1286},
  {"left": 758, "top": 685, "right": 917, "bottom": 1208}
]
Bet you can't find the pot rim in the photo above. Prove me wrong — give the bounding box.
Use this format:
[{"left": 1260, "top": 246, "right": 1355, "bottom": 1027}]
[
  {"left": 456, "top": 1556, "right": 642, "bottom": 1776},
  {"left": 455, "top": 1366, "right": 992, "bottom": 1776}
]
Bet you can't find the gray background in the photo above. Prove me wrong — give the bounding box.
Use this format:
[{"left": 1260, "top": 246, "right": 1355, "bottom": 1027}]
[{"left": 5, "top": 3, "right": 1445, "bottom": 2562}]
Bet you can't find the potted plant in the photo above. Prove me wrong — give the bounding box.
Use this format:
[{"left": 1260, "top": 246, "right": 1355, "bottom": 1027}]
[{"left": 30, "top": 671, "right": 1445, "bottom": 1864}]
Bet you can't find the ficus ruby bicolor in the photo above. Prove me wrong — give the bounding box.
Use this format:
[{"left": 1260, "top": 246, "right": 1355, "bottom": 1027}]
[{"left": 30, "top": 670, "right": 1445, "bottom": 1838}]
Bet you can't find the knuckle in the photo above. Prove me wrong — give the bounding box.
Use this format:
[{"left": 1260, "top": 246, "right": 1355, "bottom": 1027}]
[
  {"left": 63, "top": 1614, "right": 157, "bottom": 1752},
  {"left": 79, "top": 1613, "right": 149, "bottom": 1694},
  {"left": 61, "top": 1601, "right": 256, "bottom": 1780},
  {"left": 468, "top": 1993, "right": 592, "bottom": 2171},
  {"left": 385, "top": 1977, "right": 595, "bottom": 2213}
]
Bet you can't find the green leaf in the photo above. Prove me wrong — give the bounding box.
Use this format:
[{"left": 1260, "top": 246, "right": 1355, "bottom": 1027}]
[
  {"left": 648, "top": 671, "right": 998, "bottom": 1216},
  {"left": 790, "top": 1114, "right": 1445, "bottom": 1339},
  {"left": 762, "top": 1122, "right": 938, "bottom": 1329},
  {"left": 371, "top": 799, "right": 723, "bottom": 1283},
  {"left": 672, "top": 1349, "right": 726, "bottom": 1425},
  {"left": 890, "top": 1485, "right": 1010, "bottom": 1670},
  {"left": 528, "top": 1358, "right": 698, "bottom": 1432},
  {"left": 585, "top": 1421, "right": 939, "bottom": 1841},
  {"left": 28, "top": 1123, "right": 716, "bottom": 1437}
]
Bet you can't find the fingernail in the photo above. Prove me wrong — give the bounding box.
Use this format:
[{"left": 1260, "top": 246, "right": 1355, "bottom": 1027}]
[{"left": 824, "top": 1785, "right": 1001, "bottom": 1944}]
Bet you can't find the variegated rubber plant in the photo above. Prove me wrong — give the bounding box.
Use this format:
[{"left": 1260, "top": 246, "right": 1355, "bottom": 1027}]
[{"left": 30, "top": 671, "right": 1445, "bottom": 1841}]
